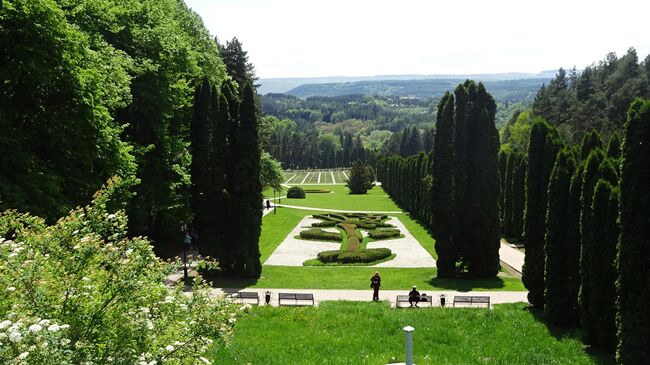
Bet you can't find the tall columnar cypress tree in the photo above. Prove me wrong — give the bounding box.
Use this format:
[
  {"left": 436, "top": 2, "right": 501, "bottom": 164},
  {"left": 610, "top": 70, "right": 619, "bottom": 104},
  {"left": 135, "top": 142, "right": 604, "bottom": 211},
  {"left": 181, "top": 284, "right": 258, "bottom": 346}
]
[
  {"left": 237, "top": 81, "right": 262, "bottom": 278},
  {"left": 579, "top": 148, "right": 605, "bottom": 340},
  {"left": 564, "top": 163, "right": 584, "bottom": 322},
  {"left": 190, "top": 78, "right": 212, "bottom": 244},
  {"left": 511, "top": 153, "right": 527, "bottom": 241},
  {"left": 617, "top": 98, "right": 650, "bottom": 364},
  {"left": 499, "top": 149, "right": 509, "bottom": 229},
  {"left": 207, "top": 88, "right": 231, "bottom": 262},
  {"left": 606, "top": 133, "right": 621, "bottom": 160},
  {"left": 465, "top": 83, "right": 501, "bottom": 277},
  {"left": 503, "top": 151, "right": 515, "bottom": 237},
  {"left": 587, "top": 179, "right": 619, "bottom": 351},
  {"left": 522, "top": 120, "right": 562, "bottom": 308},
  {"left": 453, "top": 85, "right": 470, "bottom": 264},
  {"left": 580, "top": 130, "right": 603, "bottom": 161},
  {"left": 432, "top": 92, "right": 456, "bottom": 277},
  {"left": 544, "top": 148, "right": 576, "bottom": 325}
]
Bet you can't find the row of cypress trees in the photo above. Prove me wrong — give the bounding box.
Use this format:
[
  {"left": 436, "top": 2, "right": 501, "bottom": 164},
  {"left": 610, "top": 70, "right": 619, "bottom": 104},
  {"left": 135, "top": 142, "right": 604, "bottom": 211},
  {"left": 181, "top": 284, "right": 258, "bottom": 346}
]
[
  {"left": 378, "top": 80, "right": 501, "bottom": 278},
  {"left": 189, "top": 78, "right": 262, "bottom": 278},
  {"left": 506, "top": 99, "right": 649, "bottom": 362}
]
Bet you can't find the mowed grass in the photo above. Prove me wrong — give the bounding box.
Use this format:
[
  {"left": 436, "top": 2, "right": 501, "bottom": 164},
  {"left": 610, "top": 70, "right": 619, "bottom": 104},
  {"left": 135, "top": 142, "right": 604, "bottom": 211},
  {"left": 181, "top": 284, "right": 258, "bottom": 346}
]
[
  {"left": 281, "top": 184, "right": 401, "bottom": 211},
  {"left": 209, "top": 265, "right": 524, "bottom": 291},
  {"left": 210, "top": 302, "right": 608, "bottom": 365}
]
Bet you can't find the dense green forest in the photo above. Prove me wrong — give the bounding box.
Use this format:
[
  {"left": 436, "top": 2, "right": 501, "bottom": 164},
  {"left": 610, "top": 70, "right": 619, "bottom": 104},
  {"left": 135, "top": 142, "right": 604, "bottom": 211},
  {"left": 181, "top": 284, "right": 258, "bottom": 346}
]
[
  {"left": 261, "top": 89, "right": 527, "bottom": 169},
  {"left": 0, "top": 0, "right": 264, "bottom": 270}
]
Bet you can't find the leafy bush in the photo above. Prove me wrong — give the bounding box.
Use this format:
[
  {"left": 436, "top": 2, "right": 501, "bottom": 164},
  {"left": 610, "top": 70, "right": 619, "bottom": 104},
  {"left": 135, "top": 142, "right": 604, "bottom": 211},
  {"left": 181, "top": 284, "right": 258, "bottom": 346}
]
[
  {"left": 287, "top": 186, "right": 306, "bottom": 199},
  {"left": 346, "top": 161, "right": 375, "bottom": 194},
  {"left": 299, "top": 228, "right": 342, "bottom": 241},
  {"left": 369, "top": 228, "right": 402, "bottom": 240},
  {"left": 317, "top": 248, "right": 392, "bottom": 264},
  {"left": 0, "top": 178, "right": 241, "bottom": 364}
]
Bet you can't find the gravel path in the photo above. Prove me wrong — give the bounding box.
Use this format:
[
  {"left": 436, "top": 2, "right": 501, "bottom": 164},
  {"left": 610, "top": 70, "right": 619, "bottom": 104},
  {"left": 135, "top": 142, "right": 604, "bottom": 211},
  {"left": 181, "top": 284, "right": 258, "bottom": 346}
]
[
  {"left": 274, "top": 204, "right": 402, "bottom": 214},
  {"left": 367, "top": 217, "right": 436, "bottom": 268},
  {"left": 264, "top": 217, "right": 340, "bottom": 266},
  {"left": 499, "top": 240, "right": 525, "bottom": 273},
  {"left": 212, "top": 287, "right": 528, "bottom": 307}
]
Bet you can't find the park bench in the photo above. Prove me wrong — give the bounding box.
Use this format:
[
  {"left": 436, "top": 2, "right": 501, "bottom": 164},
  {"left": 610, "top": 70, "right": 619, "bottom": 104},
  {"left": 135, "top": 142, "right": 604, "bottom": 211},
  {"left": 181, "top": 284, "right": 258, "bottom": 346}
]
[
  {"left": 278, "top": 292, "right": 315, "bottom": 306},
  {"left": 396, "top": 294, "right": 434, "bottom": 308},
  {"left": 453, "top": 295, "right": 490, "bottom": 308},
  {"left": 234, "top": 291, "right": 260, "bottom": 305}
]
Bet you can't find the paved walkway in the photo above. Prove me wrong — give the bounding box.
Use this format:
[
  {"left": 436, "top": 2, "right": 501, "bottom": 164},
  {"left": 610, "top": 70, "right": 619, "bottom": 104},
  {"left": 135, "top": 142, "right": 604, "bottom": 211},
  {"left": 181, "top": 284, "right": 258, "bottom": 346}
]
[
  {"left": 211, "top": 288, "right": 528, "bottom": 307},
  {"left": 499, "top": 240, "right": 525, "bottom": 273},
  {"left": 274, "top": 204, "right": 402, "bottom": 214}
]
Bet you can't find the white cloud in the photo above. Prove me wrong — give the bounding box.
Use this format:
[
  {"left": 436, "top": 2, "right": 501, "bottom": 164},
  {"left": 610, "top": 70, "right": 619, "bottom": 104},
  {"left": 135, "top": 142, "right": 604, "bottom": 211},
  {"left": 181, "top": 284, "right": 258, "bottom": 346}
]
[{"left": 186, "top": 0, "right": 650, "bottom": 78}]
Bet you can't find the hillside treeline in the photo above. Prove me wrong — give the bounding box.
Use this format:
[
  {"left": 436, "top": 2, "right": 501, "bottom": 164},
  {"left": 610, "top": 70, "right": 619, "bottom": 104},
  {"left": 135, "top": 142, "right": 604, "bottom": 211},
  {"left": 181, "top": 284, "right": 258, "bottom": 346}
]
[{"left": 531, "top": 48, "right": 650, "bottom": 143}]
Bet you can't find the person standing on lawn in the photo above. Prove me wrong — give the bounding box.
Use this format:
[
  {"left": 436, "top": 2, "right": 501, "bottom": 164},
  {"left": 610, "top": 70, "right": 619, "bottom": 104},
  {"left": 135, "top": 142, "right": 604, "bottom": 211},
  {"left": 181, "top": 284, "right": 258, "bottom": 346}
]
[{"left": 370, "top": 272, "right": 381, "bottom": 301}]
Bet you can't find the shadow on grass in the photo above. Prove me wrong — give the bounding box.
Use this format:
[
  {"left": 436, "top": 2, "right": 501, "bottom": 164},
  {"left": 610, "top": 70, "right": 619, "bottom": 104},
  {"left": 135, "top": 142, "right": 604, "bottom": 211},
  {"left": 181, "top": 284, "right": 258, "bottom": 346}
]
[
  {"left": 427, "top": 276, "right": 507, "bottom": 292},
  {"left": 526, "top": 306, "right": 616, "bottom": 365},
  {"left": 200, "top": 271, "right": 260, "bottom": 291}
]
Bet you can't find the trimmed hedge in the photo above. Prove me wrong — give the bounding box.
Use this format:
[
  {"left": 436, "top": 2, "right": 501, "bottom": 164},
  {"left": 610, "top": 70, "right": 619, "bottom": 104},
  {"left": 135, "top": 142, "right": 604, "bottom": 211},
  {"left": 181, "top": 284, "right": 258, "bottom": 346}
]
[
  {"left": 299, "top": 228, "right": 342, "bottom": 241},
  {"left": 287, "top": 186, "right": 305, "bottom": 199},
  {"left": 303, "top": 189, "right": 331, "bottom": 193},
  {"left": 368, "top": 228, "right": 401, "bottom": 240},
  {"left": 311, "top": 220, "right": 338, "bottom": 227},
  {"left": 317, "top": 248, "right": 392, "bottom": 264}
]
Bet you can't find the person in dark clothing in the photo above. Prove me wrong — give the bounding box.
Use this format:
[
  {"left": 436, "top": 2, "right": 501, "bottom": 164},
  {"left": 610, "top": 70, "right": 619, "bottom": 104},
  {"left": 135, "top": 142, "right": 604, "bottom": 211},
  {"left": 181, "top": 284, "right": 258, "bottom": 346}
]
[
  {"left": 409, "top": 285, "right": 420, "bottom": 307},
  {"left": 190, "top": 228, "right": 199, "bottom": 253},
  {"left": 266, "top": 200, "right": 271, "bottom": 210},
  {"left": 370, "top": 272, "right": 381, "bottom": 301}
]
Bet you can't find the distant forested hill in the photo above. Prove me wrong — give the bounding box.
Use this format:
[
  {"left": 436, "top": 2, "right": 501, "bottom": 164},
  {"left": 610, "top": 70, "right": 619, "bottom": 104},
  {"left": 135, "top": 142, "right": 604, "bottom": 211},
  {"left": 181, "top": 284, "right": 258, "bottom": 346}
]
[
  {"left": 258, "top": 71, "right": 557, "bottom": 95},
  {"left": 285, "top": 78, "right": 550, "bottom": 101}
]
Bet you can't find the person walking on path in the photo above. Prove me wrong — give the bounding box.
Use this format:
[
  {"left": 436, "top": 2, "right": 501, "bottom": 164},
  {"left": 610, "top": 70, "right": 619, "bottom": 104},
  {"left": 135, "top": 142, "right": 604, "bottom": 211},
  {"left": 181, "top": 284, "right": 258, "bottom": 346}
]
[
  {"left": 266, "top": 199, "right": 271, "bottom": 210},
  {"left": 370, "top": 272, "right": 381, "bottom": 301},
  {"left": 408, "top": 285, "right": 420, "bottom": 307}
]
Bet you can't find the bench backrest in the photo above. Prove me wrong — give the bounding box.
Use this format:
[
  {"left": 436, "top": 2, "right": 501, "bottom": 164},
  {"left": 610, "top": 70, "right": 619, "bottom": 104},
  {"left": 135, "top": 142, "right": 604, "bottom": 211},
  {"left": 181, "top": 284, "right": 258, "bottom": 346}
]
[
  {"left": 278, "top": 293, "right": 296, "bottom": 300},
  {"left": 295, "top": 293, "right": 314, "bottom": 301},
  {"left": 237, "top": 292, "right": 259, "bottom": 299}
]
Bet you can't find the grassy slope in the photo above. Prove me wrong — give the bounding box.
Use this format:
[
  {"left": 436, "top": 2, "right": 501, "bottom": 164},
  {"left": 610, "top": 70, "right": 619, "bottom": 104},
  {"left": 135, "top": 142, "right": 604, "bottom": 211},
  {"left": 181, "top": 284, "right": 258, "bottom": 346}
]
[{"left": 210, "top": 302, "right": 610, "bottom": 365}]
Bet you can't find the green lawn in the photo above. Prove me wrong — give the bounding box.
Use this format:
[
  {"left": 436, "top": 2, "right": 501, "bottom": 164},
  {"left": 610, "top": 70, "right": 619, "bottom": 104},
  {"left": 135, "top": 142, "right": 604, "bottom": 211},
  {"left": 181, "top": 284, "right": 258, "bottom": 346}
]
[
  {"left": 275, "top": 184, "right": 401, "bottom": 212},
  {"left": 210, "top": 265, "right": 524, "bottom": 291},
  {"left": 210, "top": 302, "right": 611, "bottom": 364}
]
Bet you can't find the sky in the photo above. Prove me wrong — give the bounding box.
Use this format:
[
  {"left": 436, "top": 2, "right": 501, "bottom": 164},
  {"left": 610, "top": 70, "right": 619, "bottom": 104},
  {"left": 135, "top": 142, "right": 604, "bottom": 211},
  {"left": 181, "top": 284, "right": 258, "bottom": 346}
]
[{"left": 185, "top": 0, "right": 650, "bottom": 79}]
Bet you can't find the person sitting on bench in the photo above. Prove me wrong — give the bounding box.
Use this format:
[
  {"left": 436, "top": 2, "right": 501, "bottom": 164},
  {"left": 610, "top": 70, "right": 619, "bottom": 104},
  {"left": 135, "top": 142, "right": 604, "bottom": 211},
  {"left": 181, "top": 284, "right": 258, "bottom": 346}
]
[{"left": 408, "top": 285, "right": 420, "bottom": 307}]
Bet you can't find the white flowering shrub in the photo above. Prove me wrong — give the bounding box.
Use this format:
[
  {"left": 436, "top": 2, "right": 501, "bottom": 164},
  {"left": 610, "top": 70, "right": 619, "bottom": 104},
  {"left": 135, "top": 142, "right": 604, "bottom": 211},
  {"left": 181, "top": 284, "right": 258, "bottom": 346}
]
[{"left": 0, "top": 178, "right": 242, "bottom": 364}]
